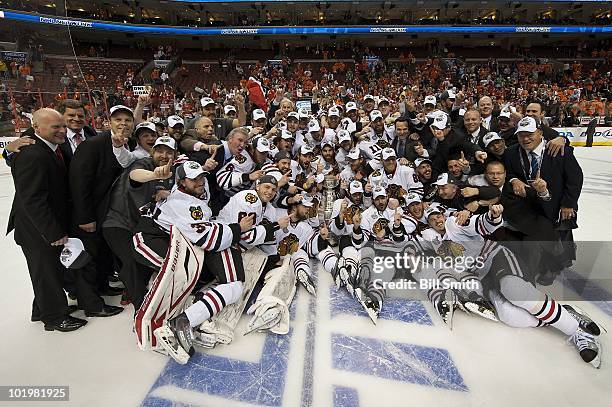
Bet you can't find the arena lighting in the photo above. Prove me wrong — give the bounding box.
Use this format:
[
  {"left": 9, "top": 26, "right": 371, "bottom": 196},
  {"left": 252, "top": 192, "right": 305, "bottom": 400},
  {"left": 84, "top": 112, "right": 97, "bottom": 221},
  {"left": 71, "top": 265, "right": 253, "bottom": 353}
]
[{"left": 1, "top": 10, "right": 610, "bottom": 35}]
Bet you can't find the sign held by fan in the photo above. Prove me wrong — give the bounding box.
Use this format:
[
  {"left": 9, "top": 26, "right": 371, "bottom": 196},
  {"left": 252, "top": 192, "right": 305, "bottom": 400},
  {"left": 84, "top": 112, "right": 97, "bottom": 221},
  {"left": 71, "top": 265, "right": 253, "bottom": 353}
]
[{"left": 133, "top": 85, "right": 152, "bottom": 96}]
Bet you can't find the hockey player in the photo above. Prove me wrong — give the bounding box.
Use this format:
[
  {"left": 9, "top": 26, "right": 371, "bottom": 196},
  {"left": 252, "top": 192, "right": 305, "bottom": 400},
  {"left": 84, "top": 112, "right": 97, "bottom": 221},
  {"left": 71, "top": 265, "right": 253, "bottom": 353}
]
[
  {"left": 215, "top": 136, "right": 272, "bottom": 198},
  {"left": 368, "top": 147, "right": 422, "bottom": 203},
  {"left": 133, "top": 161, "right": 255, "bottom": 363},
  {"left": 421, "top": 204, "right": 603, "bottom": 368},
  {"left": 335, "top": 129, "right": 354, "bottom": 170}
]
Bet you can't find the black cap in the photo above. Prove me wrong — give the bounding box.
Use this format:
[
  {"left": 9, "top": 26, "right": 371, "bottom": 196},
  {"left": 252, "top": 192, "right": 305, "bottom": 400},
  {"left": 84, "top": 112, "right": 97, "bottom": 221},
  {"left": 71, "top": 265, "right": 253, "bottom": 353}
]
[
  {"left": 274, "top": 150, "right": 292, "bottom": 162},
  {"left": 255, "top": 174, "right": 278, "bottom": 187}
]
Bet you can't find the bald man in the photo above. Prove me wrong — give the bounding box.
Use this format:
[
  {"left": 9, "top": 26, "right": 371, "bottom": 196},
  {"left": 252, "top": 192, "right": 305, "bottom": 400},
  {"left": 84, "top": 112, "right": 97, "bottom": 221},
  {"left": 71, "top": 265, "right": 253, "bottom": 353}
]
[
  {"left": 478, "top": 96, "right": 499, "bottom": 132},
  {"left": 8, "top": 109, "right": 87, "bottom": 331}
]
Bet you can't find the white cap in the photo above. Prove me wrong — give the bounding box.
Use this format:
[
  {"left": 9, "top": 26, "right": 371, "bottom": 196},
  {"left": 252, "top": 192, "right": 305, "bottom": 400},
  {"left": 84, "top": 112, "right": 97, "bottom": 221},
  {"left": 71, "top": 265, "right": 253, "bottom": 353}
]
[
  {"left": 135, "top": 121, "right": 157, "bottom": 134},
  {"left": 459, "top": 108, "right": 466, "bottom": 116},
  {"left": 373, "top": 186, "right": 387, "bottom": 199},
  {"left": 446, "top": 89, "right": 456, "bottom": 99},
  {"left": 349, "top": 180, "right": 364, "bottom": 194},
  {"left": 308, "top": 119, "right": 321, "bottom": 132},
  {"left": 337, "top": 129, "right": 352, "bottom": 144},
  {"left": 300, "top": 144, "right": 314, "bottom": 155},
  {"left": 200, "top": 97, "right": 215, "bottom": 107},
  {"left": 298, "top": 108, "right": 310, "bottom": 119},
  {"left": 328, "top": 107, "right": 340, "bottom": 117},
  {"left": 431, "top": 113, "right": 449, "bottom": 130},
  {"left": 109, "top": 105, "right": 133, "bottom": 117},
  {"left": 167, "top": 115, "right": 184, "bottom": 128},
  {"left": 281, "top": 129, "right": 295, "bottom": 140},
  {"left": 414, "top": 157, "right": 432, "bottom": 167},
  {"left": 254, "top": 137, "right": 272, "bottom": 153},
  {"left": 298, "top": 195, "right": 314, "bottom": 207},
  {"left": 424, "top": 95, "right": 437, "bottom": 106},
  {"left": 321, "top": 139, "right": 335, "bottom": 149},
  {"left": 177, "top": 161, "right": 207, "bottom": 180},
  {"left": 369, "top": 110, "right": 383, "bottom": 122},
  {"left": 60, "top": 238, "right": 92, "bottom": 269},
  {"left": 153, "top": 136, "right": 177, "bottom": 150},
  {"left": 287, "top": 112, "right": 300, "bottom": 121},
  {"left": 364, "top": 94, "right": 375, "bottom": 102},
  {"left": 424, "top": 205, "right": 444, "bottom": 219},
  {"left": 515, "top": 116, "right": 538, "bottom": 134},
  {"left": 346, "top": 102, "right": 358, "bottom": 112},
  {"left": 433, "top": 173, "right": 459, "bottom": 186},
  {"left": 378, "top": 97, "right": 390, "bottom": 105},
  {"left": 381, "top": 147, "right": 397, "bottom": 160},
  {"left": 252, "top": 109, "right": 267, "bottom": 121},
  {"left": 405, "top": 193, "right": 422, "bottom": 206},
  {"left": 499, "top": 110, "right": 511, "bottom": 119},
  {"left": 347, "top": 148, "right": 361, "bottom": 160},
  {"left": 224, "top": 105, "right": 237, "bottom": 115},
  {"left": 483, "top": 131, "right": 503, "bottom": 147}
]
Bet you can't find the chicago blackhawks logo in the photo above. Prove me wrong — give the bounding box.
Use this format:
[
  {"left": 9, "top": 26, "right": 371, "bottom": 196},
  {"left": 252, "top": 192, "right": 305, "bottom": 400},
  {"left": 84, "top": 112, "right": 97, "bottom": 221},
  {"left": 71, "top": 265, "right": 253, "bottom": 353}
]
[
  {"left": 245, "top": 192, "right": 259, "bottom": 204},
  {"left": 235, "top": 154, "right": 247, "bottom": 164},
  {"left": 278, "top": 233, "right": 300, "bottom": 256},
  {"left": 387, "top": 184, "right": 407, "bottom": 200},
  {"left": 343, "top": 205, "right": 362, "bottom": 225},
  {"left": 437, "top": 240, "right": 466, "bottom": 258},
  {"left": 372, "top": 218, "right": 389, "bottom": 234},
  {"left": 376, "top": 139, "right": 391, "bottom": 149},
  {"left": 190, "top": 206, "right": 204, "bottom": 221}
]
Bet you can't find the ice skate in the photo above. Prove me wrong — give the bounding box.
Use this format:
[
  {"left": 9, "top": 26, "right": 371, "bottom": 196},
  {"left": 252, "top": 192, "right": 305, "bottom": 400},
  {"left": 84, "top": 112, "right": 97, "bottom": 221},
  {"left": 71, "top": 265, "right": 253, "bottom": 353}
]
[
  {"left": 569, "top": 328, "right": 602, "bottom": 369},
  {"left": 459, "top": 292, "right": 498, "bottom": 322},
  {"left": 244, "top": 307, "right": 282, "bottom": 335},
  {"left": 563, "top": 304, "right": 604, "bottom": 336},
  {"left": 330, "top": 256, "right": 349, "bottom": 289},
  {"left": 296, "top": 269, "right": 316, "bottom": 296},
  {"left": 356, "top": 289, "right": 380, "bottom": 324},
  {"left": 192, "top": 328, "right": 217, "bottom": 349},
  {"left": 433, "top": 289, "right": 456, "bottom": 330},
  {"left": 154, "top": 313, "right": 195, "bottom": 365}
]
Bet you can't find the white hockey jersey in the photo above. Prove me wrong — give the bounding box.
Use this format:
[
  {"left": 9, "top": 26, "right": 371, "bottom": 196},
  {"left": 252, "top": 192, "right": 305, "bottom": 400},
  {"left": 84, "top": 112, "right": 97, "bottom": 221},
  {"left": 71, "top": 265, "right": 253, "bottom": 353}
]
[
  {"left": 216, "top": 150, "right": 255, "bottom": 197},
  {"left": 368, "top": 165, "right": 423, "bottom": 200},
  {"left": 352, "top": 205, "right": 411, "bottom": 251},
  {"left": 329, "top": 197, "right": 369, "bottom": 236}
]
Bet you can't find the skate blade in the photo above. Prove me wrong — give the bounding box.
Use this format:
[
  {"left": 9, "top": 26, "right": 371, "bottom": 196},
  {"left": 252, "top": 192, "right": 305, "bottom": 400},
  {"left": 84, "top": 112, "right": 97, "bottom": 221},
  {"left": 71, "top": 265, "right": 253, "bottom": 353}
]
[
  {"left": 244, "top": 308, "right": 282, "bottom": 335},
  {"left": 567, "top": 304, "right": 607, "bottom": 335},
  {"left": 154, "top": 326, "right": 190, "bottom": 365},
  {"left": 444, "top": 290, "right": 456, "bottom": 331},
  {"left": 193, "top": 331, "right": 217, "bottom": 349},
  {"left": 463, "top": 302, "right": 499, "bottom": 322}
]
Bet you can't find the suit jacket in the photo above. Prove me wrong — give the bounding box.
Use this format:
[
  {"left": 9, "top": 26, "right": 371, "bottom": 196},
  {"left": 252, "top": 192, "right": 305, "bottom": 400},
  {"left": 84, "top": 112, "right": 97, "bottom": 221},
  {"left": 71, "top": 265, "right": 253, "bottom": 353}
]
[
  {"left": 69, "top": 132, "right": 124, "bottom": 225},
  {"left": 504, "top": 143, "right": 583, "bottom": 224},
  {"left": 500, "top": 181, "right": 558, "bottom": 240},
  {"left": 3, "top": 125, "right": 97, "bottom": 168},
  {"left": 390, "top": 137, "right": 413, "bottom": 161},
  {"left": 8, "top": 137, "right": 69, "bottom": 246}
]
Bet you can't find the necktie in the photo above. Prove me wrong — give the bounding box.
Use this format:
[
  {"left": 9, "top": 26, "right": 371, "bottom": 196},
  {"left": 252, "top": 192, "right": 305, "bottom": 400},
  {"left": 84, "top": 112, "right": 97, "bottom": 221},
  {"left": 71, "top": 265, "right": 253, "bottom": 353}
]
[
  {"left": 398, "top": 140, "right": 405, "bottom": 157},
  {"left": 529, "top": 151, "right": 539, "bottom": 179},
  {"left": 73, "top": 131, "right": 83, "bottom": 147},
  {"left": 55, "top": 147, "right": 66, "bottom": 170}
]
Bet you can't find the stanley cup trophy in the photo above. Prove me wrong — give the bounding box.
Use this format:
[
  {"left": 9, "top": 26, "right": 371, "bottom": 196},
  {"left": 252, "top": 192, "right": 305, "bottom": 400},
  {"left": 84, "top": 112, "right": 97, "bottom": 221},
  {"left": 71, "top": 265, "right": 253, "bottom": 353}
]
[{"left": 321, "top": 174, "right": 339, "bottom": 246}]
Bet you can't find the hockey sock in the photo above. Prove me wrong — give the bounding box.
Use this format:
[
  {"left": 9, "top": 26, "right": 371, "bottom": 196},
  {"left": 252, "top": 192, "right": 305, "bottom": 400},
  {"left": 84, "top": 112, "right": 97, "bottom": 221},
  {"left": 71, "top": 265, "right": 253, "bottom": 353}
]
[
  {"left": 499, "top": 275, "right": 578, "bottom": 335},
  {"left": 488, "top": 289, "right": 539, "bottom": 328},
  {"left": 317, "top": 247, "right": 338, "bottom": 274},
  {"left": 184, "top": 281, "right": 243, "bottom": 328}
]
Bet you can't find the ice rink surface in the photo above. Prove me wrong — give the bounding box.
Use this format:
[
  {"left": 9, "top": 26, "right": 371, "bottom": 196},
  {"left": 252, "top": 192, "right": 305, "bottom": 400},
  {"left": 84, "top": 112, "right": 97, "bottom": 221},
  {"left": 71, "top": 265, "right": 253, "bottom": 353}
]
[{"left": 1, "top": 147, "right": 611, "bottom": 407}]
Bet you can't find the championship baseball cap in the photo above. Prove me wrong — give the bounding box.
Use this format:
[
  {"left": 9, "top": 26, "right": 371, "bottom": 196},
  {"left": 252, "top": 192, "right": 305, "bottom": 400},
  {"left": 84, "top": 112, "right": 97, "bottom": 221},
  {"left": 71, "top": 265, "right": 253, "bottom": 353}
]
[
  {"left": 346, "top": 102, "right": 358, "bottom": 112},
  {"left": 378, "top": 97, "right": 390, "bottom": 106},
  {"left": 176, "top": 161, "right": 207, "bottom": 180},
  {"left": 347, "top": 148, "right": 361, "bottom": 160},
  {"left": 287, "top": 112, "right": 300, "bottom": 121},
  {"left": 424, "top": 95, "right": 437, "bottom": 106},
  {"left": 254, "top": 137, "right": 272, "bottom": 153},
  {"left": 153, "top": 136, "right": 177, "bottom": 150},
  {"left": 109, "top": 105, "right": 133, "bottom": 117},
  {"left": 135, "top": 121, "right": 157, "bottom": 135},
  {"left": 431, "top": 113, "right": 449, "bottom": 130},
  {"left": 298, "top": 108, "right": 310, "bottom": 119},
  {"left": 200, "top": 97, "right": 215, "bottom": 107},
  {"left": 300, "top": 144, "right": 314, "bottom": 155},
  {"left": 328, "top": 107, "right": 341, "bottom": 117},
  {"left": 364, "top": 94, "right": 375, "bottom": 102},
  {"left": 498, "top": 110, "right": 512, "bottom": 120},
  {"left": 424, "top": 205, "right": 443, "bottom": 219},
  {"left": 349, "top": 180, "right": 364, "bottom": 194},
  {"left": 256, "top": 174, "right": 278, "bottom": 187},
  {"left": 515, "top": 116, "right": 538, "bottom": 134},
  {"left": 60, "top": 238, "right": 92, "bottom": 269},
  {"left": 433, "top": 173, "right": 459, "bottom": 186},
  {"left": 337, "top": 129, "right": 352, "bottom": 144},
  {"left": 321, "top": 139, "right": 335, "bottom": 149},
  {"left": 298, "top": 195, "right": 314, "bottom": 207},
  {"left": 167, "top": 115, "right": 184, "bottom": 128},
  {"left": 281, "top": 129, "right": 295, "bottom": 140},
  {"left": 308, "top": 119, "right": 321, "bottom": 132},
  {"left": 414, "top": 157, "right": 432, "bottom": 167},
  {"left": 405, "top": 193, "right": 422, "bottom": 206},
  {"left": 369, "top": 110, "right": 383, "bottom": 122},
  {"left": 381, "top": 147, "right": 397, "bottom": 160},
  {"left": 441, "top": 89, "right": 456, "bottom": 100},
  {"left": 224, "top": 105, "right": 237, "bottom": 115},
  {"left": 483, "top": 131, "right": 503, "bottom": 147},
  {"left": 252, "top": 109, "right": 267, "bottom": 121},
  {"left": 274, "top": 150, "right": 292, "bottom": 162},
  {"left": 373, "top": 186, "right": 387, "bottom": 199}
]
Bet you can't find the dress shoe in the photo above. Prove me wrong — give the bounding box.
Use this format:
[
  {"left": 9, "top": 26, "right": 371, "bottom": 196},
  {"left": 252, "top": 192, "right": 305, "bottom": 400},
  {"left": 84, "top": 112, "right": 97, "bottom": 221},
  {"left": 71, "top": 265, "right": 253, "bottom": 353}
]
[
  {"left": 99, "top": 286, "right": 124, "bottom": 296},
  {"left": 85, "top": 304, "right": 124, "bottom": 317},
  {"left": 44, "top": 316, "right": 87, "bottom": 332},
  {"left": 31, "top": 305, "right": 78, "bottom": 322}
]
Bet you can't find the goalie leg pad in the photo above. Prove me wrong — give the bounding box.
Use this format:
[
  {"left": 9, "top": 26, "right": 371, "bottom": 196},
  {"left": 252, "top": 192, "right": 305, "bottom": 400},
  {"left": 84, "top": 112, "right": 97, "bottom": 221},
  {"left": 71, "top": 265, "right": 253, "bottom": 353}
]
[{"left": 185, "top": 281, "right": 244, "bottom": 327}]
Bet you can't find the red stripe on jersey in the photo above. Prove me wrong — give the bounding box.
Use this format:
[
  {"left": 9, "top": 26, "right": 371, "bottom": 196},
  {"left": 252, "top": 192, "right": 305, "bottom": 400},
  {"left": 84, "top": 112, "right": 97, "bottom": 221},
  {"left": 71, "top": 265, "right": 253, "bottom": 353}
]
[
  {"left": 223, "top": 249, "right": 236, "bottom": 281},
  {"left": 204, "top": 224, "right": 219, "bottom": 250}
]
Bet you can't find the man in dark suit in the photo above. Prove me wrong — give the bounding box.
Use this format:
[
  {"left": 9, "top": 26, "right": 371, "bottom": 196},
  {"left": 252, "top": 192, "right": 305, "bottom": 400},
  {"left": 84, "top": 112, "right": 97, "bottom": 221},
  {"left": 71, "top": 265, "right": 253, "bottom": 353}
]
[
  {"left": 504, "top": 116, "right": 583, "bottom": 284},
  {"left": 456, "top": 109, "right": 489, "bottom": 150},
  {"left": 69, "top": 105, "right": 136, "bottom": 296},
  {"left": 390, "top": 117, "right": 412, "bottom": 161},
  {"left": 525, "top": 101, "right": 561, "bottom": 141},
  {"left": 478, "top": 96, "right": 499, "bottom": 132},
  {"left": 9, "top": 109, "right": 119, "bottom": 331},
  {"left": 2, "top": 99, "right": 97, "bottom": 167}
]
